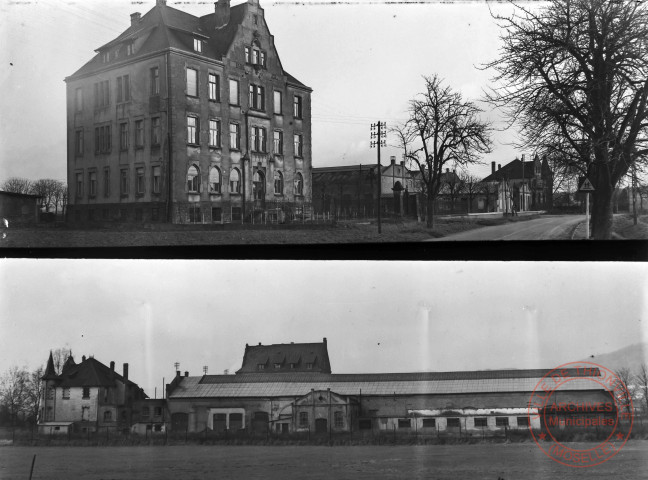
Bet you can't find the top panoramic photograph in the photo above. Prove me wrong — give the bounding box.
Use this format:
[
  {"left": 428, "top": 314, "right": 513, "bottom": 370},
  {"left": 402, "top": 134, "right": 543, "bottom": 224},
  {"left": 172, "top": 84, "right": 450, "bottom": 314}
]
[{"left": 1, "top": 0, "right": 647, "bottom": 247}]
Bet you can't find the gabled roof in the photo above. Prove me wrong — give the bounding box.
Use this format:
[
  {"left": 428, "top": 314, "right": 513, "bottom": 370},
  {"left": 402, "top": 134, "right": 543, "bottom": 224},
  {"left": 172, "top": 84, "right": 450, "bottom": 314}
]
[
  {"left": 237, "top": 339, "right": 332, "bottom": 374},
  {"left": 67, "top": 1, "right": 309, "bottom": 89},
  {"left": 482, "top": 159, "right": 537, "bottom": 183},
  {"left": 43, "top": 355, "right": 144, "bottom": 393}
]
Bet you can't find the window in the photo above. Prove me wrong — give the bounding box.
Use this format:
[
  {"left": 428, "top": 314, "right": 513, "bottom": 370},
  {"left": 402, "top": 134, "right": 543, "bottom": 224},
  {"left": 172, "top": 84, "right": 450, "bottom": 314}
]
[
  {"left": 251, "top": 126, "right": 266, "bottom": 152},
  {"left": 135, "top": 120, "right": 144, "bottom": 148},
  {"left": 229, "top": 79, "right": 239, "bottom": 105},
  {"left": 126, "top": 43, "right": 134, "bottom": 56},
  {"left": 422, "top": 418, "right": 436, "bottom": 428},
  {"left": 94, "top": 125, "right": 112, "bottom": 154},
  {"left": 273, "top": 91, "right": 282, "bottom": 114},
  {"left": 244, "top": 47, "right": 251, "bottom": 63},
  {"left": 94, "top": 80, "right": 110, "bottom": 108},
  {"left": 209, "top": 119, "right": 221, "bottom": 147},
  {"left": 208, "top": 73, "right": 220, "bottom": 101},
  {"left": 150, "top": 67, "right": 160, "bottom": 95},
  {"left": 257, "top": 363, "right": 265, "bottom": 370},
  {"left": 120, "top": 169, "right": 129, "bottom": 196},
  {"left": 75, "top": 173, "right": 83, "bottom": 198},
  {"left": 474, "top": 417, "right": 488, "bottom": 428},
  {"left": 120, "top": 122, "right": 129, "bottom": 150},
  {"left": 136, "top": 167, "right": 145, "bottom": 195},
  {"left": 187, "top": 165, "right": 200, "bottom": 193},
  {"left": 495, "top": 417, "right": 509, "bottom": 427},
  {"left": 209, "top": 167, "right": 221, "bottom": 194},
  {"left": 230, "top": 168, "right": 240, "bottom": 193},
  {"left": 47, "top": 387, "right": 55, "bottom": 400},
  {"left": 398, "top": 419, "right": 411, "bottom": 429},
  {"left": 294, "top": 172, "right": 304, "bottom": 195},
  {"left": 193, "top": 38, "right": 202, "bottom": 53},
  {"left": 306, "top": 362, "right": 313, "bottom": 370},
  {"left": 260, "top": 51, "right": 266, "bottom": 67},
  {"left": 294, "top": 134, "right": 303, "bottom": 157},
  {"left": 274, "top": 363, "right": 281, "bottom": 369},
  {"left": 101, "top": 51, "right": 109, "bottom": 63},
  {"left": 229, "top": 413, "right": 243, "bottom": 430},
  {"left": 273, "top": 130, "right": 283, "bottom": 154},
  {"left": 252, "top": 48, "right": 259, "bottom": 65},
  {"left": 62, "top": 388, "right": 70, "bottom": 399},
  {"left": 334, "top": 411, "right": 344, "bottom": 428},
  {"left": 154, "top": 407, "right": 162, "bottom": 417},
  {"left": 89, "top": 171, "right": 97, "bottom": 197},
  {"left": 274, "top": 170, "right": 283, "bottom": 195},
  {"left": 151, "top": 117, "right": 161, "bottom": 146},
  {"left": 299, "top": 412, "right": 308, "bottom": 428},
  {"left": 116, "top": 75, "right": 130, "bottom": 103},
  {"left": 104, "top": 411, "right": 112, "bottom": 422},
  {"left": 229, "top": 123, "right": 240, "bottom": 150},
  {"left": 75, "top": 88, "right": 83, "bottom": 112},
  {"left": 211, "top": 207, "right": 222, "bottom": 222},
  {"left": 249, "top": 84, "right": 265, "bottom": 110},
  {"left": 187, "top": 116, "right": 199, "bottom": 144},
  {"left": 82, "top": 387, "right": 90, "bottom": 399},
  {"left": 152, "top": 166, "right": 161, "bottom": 194},
  {"left": 446, "top": 418, "right": 460, "bottom": 428},
  {"left": 253, "top": 171, "right": 265, "bottom": 200},
  {"left": 517, "top": 417, "right": 529, "bottom": 427},
  {"left": 293, "top": 95, "right": 302, "bottom": 118},
  {"left": 75, "top": 129, "right": 84, "bottom": 156},
  {"left": 142, "top": 407, "right": 150, "bottom": 418},
  {"left": 103, "top": 168, "right": 110, "bottom": 197},
  {"left": 186, "top": 68, "right": 198, "bottom": 97}
]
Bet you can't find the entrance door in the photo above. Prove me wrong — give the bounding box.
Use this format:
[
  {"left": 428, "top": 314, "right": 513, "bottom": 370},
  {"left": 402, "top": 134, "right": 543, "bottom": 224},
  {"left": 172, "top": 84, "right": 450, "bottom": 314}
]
[
  {"left": 252, "top": 411, "right": 269, "bottom": 434},
  {"left": 315, "top": 418, "right": 328, "bottom": 433}
]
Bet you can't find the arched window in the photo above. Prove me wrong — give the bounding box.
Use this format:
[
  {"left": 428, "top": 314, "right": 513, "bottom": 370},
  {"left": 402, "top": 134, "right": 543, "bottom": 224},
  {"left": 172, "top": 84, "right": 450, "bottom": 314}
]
[
  {"left": 209, "top": 166, "right": 221, "bottom": 194},
  {"left": 230, "top": 168, "right": 240, "bottom": 193},
  {"left": 294, "top": 172, "right": 303, "bottom": 196},
  {"left": 187, "top": 165, "right": 200, "bottom": 193},
  {"left": 274, "top": 170, "right": 283, "bottom": 195},
  {"left": 253, "top": 170, "right": 265, "bottom": 200}
]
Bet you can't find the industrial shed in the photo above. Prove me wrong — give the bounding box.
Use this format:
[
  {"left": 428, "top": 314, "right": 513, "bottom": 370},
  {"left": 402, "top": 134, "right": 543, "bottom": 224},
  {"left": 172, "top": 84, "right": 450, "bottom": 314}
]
[{"left": 165, "top": 339, "right": 613, "bottom": 435}]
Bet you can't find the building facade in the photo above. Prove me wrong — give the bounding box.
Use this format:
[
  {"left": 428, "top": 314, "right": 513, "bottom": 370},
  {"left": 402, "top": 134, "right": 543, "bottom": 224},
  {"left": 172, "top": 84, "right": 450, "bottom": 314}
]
[
  {"left": 0, "top": 191, "right": 42, "bottom": 226},
  {"left": 165, "top": 339, "right": 613, "bottom": 436},
  {"left": 39, "top": 353, "right": 147, "bottom": 434},
  {"left": 66, "top": 0, "right": 312, "bottom": 224}
]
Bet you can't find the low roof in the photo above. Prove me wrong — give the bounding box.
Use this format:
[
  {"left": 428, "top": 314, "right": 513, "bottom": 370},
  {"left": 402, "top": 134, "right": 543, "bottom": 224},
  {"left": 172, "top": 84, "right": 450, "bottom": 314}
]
[{"left": 168, "top": 368, "right": 604, "bottom": 399}]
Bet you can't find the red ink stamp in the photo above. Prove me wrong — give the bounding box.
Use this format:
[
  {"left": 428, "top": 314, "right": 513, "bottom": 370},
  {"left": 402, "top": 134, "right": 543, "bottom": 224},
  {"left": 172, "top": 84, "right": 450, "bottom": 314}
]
[{"left": 528, "top": 361, "right": 633, "bottom": 468}]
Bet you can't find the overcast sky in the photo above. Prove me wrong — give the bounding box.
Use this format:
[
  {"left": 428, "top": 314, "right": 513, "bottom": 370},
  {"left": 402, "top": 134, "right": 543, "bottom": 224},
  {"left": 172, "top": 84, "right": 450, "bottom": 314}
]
[
  {"left": 1, "top": 260, "right": 646, "bottom": 396},
  {"left": 1, "top": 0, "right": 526, "bottom": 185}
]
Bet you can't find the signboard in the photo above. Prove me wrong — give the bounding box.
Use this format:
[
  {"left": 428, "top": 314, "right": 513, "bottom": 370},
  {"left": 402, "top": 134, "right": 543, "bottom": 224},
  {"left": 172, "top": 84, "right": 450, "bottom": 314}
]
[{"left": 578, "top": 176, "right": 595, "bottom": 192}]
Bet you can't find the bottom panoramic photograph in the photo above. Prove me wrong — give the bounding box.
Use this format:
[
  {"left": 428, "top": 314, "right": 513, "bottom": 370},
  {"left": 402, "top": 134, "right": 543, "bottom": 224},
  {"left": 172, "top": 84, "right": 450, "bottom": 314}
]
[{"left": 0, "top": 261, "right": 646, "bottom": 479}]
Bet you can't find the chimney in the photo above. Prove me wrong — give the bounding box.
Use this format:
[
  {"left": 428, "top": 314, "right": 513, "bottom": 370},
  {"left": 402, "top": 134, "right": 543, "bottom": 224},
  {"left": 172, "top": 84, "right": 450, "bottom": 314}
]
[
  {"left": 110, "top": 361, "right": 115, "bottom": 371},
  {"left": 446, "top": 168, "right": 450, "bottom": 174},
  {"left": 498, "top": 164, "right": 501, "bottom": 170},
  {"left": 491, "top": 161, "right": 496, "bottom": 174},
  {"left": 130, "top": 12, "right": 141, "bottom": 26},
  {"left": 390, "top": 156, "right": 396, "bottom": 165},
  {"left": 184, "top": 371, "right": 189, "bottom": 377},
  {"left": 82, "top": 355, "right": 86, "bottom": 362},
  {"left": 123, "top": 363, "right": 129, "bottom": 382},
  {"left": 400, "top": 161, "right": 404, "bottom": 167},
  {"left": 156, "top": 0, "right": 166, "bottom": 5},
  {"left": 214, "top": 0, "right": 231, "bottom": 28},
  {"left": 176, "top": 370, "right": 181, "bottom": 377},
  {"left": 323, "top": 337, "right": 327, "bottom": 345}
]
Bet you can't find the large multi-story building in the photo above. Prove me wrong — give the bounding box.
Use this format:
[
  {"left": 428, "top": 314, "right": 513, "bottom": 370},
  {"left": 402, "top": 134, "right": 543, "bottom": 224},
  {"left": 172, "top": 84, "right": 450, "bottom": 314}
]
[{"left": 65, "top": 0, "right": 312, "bottom": 224}]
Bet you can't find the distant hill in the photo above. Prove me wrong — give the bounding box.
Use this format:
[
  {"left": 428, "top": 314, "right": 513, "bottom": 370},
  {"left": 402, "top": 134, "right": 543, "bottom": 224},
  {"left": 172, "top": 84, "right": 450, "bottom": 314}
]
[{"left": 579, "top": 343, "right": 648, "bottom": 373}]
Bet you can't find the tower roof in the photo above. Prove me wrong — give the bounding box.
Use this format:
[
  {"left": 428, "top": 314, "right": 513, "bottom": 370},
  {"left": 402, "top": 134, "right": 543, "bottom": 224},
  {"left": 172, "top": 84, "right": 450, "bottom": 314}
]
[{"left": 42, "top": 351, "right": 58, "bottom": 380}]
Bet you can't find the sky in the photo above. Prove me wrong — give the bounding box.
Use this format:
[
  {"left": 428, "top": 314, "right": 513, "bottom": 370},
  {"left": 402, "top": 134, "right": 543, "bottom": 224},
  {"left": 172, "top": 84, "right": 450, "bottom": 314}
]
[
  {"left": 1, "top": 260, "right": 646, "bottom": 396},
  {"left": 0, "top": 0, "right": 526, "bottom": 185}
]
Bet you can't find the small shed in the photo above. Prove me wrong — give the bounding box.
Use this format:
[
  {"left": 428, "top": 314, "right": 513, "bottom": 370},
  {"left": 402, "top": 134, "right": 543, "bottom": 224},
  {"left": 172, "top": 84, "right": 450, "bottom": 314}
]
[
  {"left": 38, "top": 422, "right": 74, "bottom": 435},
  {"left": 0, "top": 191, "right": 42, "bottom": 225}
]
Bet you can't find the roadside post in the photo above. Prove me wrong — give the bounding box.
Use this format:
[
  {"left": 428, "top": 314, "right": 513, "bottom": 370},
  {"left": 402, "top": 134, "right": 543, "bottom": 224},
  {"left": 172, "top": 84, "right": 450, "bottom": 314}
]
[{"left": 578, "top": 176, "right": 595, "bottom": 239}]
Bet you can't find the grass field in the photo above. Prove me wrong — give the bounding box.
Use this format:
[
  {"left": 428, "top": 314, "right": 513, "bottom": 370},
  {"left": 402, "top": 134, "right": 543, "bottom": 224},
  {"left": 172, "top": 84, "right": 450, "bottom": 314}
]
[{"left": 1, "top": 442, "right": 646, "bottom": 480}]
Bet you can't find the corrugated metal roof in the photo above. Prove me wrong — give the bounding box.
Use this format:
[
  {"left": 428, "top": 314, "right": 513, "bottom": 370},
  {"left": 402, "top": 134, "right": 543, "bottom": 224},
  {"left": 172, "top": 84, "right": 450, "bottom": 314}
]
[{"left": 169, "top": 369, "right": 602, "bottom": 399}]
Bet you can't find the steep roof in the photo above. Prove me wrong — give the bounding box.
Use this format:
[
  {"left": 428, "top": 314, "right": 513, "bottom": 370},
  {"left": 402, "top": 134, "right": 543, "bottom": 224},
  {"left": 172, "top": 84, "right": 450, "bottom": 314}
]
[
  {"left": 237, "top": 339, "right": 332, "bottom": 374},
  {"left": 67, "top": 1, "right": 308, "bottom": 89},
  {"left": 482, "top": 159, "right": 537, "bottom": 183},
  {"left": 168, "top": 368, "right": 605, "bottom": 399},
  {"left": 43, "top": 355, "right": 144, "bottom": 393},
  {"left": 42, "top": 351, "right": 58, "bottom": 381}
]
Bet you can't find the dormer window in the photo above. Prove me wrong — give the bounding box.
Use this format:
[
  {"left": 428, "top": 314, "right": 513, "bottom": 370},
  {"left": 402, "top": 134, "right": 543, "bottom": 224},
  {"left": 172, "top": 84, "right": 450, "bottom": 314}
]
[
  {"left": 306, "top": 363, "right": 313, "bottom": 370},
  {"left": 193, "top": 38, "right": 203, "bottom": 53},
  {"left": 126, "top": 43, "right": 134, "bottom": 56},
  {"left": 102, "top": 51, "right": 110, "bottom": 63},
  {"left": 274, "top": 363, "right": 281, "bottom": 369},
  {"left": 257, "top": 364, "right": 265, "bottom": 370}
]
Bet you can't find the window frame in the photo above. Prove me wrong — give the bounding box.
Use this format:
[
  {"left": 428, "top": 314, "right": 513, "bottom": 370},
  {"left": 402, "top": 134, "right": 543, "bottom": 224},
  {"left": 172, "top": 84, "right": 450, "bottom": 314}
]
[
  {"left": 150, "top": 67, "right": 160, "bottom": 96},
  {"left": 495, "top": 417, "right": 510, "bottom": 427},
  {"left": 151, "top": 117, "right": 161, "bottom": 146},
  {"left": 75, "top": 173, "right": 83, "bottom": 198},
  {"left": 293, "top": 95, "right": 302, "bottom": 119},
  {"left": 229, "top": 168, "right": 241, "bottom": 194},
  {"left": 294, "top": 172, "right": 304, "bottom": 196},
  {"left": 274, "top": 170, "right": 283, "bottom": 195},
  {"left": 136, "top": 167, "right": 145, "bottom": 196},
  {"left": 193, "top": 38, "right": 203, "bottom": 53},
  {"left": 249, "top": 84, "right": 265, "bottom": 111},
  {"left": 299, "top": 411, "right": 308, "bottom": 428},
  {"left": 75, "top": 88, "right": 83, "bottom": 112},
  {"left": 251, "top": 126, "right": 267, "bottom": 153},
  {"left": 116, "top": 75, "right": 130, "bottom": 103},
  {"left": 446, "top": 417, "right": 460, "bottom": 428},
  {"left": 152, "top": 166, "right": 161, "bottom": 195},
  {"left": 187, "top": 164, "right": 200, "bottom": 193},
  {"left": 186, "top": 68, "right": 198, "bottom": 97},
  {"left": 474, "top": 417, "right": 488, "bottom": 428},
  {"left": 120, "top": 169, "right": 129, "bottom": 197},
  {"left": 273, "top": 90, "right": 282, "bottom": 115},
  {"left": 209, "top": 166, "right": 221, "bottom": 194},
  {"left": 273, "top": 130, "right": 283, "bottom": 155},
  {"left": 88, "top": 171, "right": 97, "bottom": 198},
  {"left": 82, "top": 387, "right": 90, "bottom": 399},
  {"left": 229, "top": 79, "right": 240, "bottom": 106},
  {"left": 294, "top": 133, "right": 303, "bottom": 158},
  {"left": 208, "top": 73, "right": 220, "bottom": 102},
  {"left": 75, "top": 129, "right": 84, "bottom": 156},
  {"left": 209, "top": 118, "right": 221, "bottom": 148},
  {"left": 187, "top": 116, "right": 199, "bottom": 145},
  {"left": 135, "top": 119, "right": 144, "bottom": 148},
  {"left": 119, "top": 122, "right": 129, "bottom": 151},
  {"left": 229, "top": 123, "right": 241, "bottom": 150}
]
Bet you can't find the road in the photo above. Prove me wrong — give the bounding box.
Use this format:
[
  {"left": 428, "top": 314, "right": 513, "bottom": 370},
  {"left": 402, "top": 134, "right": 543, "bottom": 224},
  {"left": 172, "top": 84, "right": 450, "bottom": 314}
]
[{"left": 432, "top": 215, "right": 584, "bottom": 241}]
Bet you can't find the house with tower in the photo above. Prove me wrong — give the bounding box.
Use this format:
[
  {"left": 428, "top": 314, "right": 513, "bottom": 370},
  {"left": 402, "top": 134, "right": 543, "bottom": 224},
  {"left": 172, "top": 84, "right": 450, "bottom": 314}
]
[{"left": 65, "top": 0, "right": 312, "bottom": 224}]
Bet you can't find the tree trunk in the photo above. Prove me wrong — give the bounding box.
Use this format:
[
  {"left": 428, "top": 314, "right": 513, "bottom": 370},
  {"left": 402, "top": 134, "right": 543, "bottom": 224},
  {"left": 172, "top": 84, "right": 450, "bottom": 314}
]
[
  {"left": 426, "top": 194, "right": 435, "bottom": 228},
  {"left": 591, "top": 186, "right": 613, "bottom": 239}
]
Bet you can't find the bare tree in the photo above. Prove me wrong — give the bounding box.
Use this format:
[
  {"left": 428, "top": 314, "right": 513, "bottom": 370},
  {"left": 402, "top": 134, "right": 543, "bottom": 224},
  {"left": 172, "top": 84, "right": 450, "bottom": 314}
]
[
  {"left": 637, "top": 363, "right": 648, "bottom": 415},
  {"left": 1, "top": 177, "right": 33, "bottom": 194},
  {"left": 395, "top": 75, "right": 492, "bottom": 227},
  {"left": 443, "top": 169, "right": 464, "bottom": 214},
  {"left": 460, "top": 172, "right": 485, "bottom": 213},
  {"left": 52, "top": 348, "right": 72, "bottom": 375},
  {"left": 51, "top": 181, "right": 67, "bottom": 216},
  {"left": 0, "top": 367, "right": 29, "bottom": 427},
  {"left": 484, "top": 0, "right": 648, "bottom": 239},
  {"left": 614, "top": 367, "right": 635, "bottom": 417},
  {"left": 24, "top": 367, "right": 44, "bottom": 425},
  {"left": 31, "top": 179, "right": 63, "bottom": 213}
]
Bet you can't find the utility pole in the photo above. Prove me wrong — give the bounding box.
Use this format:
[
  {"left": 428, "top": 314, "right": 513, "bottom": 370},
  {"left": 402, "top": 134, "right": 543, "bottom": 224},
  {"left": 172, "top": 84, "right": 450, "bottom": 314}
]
[
  {"left": 632, "top": 162, "right": 638, "bottom": 226},
  {"left": 370, "top": 121, "right": 386, "bottom": 234}
]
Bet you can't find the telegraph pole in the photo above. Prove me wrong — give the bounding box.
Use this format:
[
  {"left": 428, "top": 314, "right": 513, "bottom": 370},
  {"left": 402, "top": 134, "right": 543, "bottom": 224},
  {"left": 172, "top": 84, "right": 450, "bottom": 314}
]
[{"left": 370, "top": 121, "right": 386, "bottom": 234}]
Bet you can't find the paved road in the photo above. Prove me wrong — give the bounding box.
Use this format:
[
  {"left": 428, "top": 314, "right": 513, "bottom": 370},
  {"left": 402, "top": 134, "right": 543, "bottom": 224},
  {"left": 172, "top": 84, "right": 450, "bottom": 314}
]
[{"left": 431, "top": 215, "right": 584, "bottom": 241}]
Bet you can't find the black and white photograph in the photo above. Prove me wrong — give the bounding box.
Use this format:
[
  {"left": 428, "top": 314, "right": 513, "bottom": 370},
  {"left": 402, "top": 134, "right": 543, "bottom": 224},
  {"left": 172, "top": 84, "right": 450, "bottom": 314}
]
[
  {"left": 0, "top": 260, "right": 647, "bottom": 478},
  {"left": 0, "top": 0, "right": 647, "bottom": 249}
]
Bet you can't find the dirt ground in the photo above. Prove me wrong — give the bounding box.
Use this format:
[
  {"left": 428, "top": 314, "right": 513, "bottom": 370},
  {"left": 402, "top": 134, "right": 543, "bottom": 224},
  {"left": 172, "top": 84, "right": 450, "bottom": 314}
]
[{"left": 1, "top": 442, "right": 646, "bottom": 480}]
